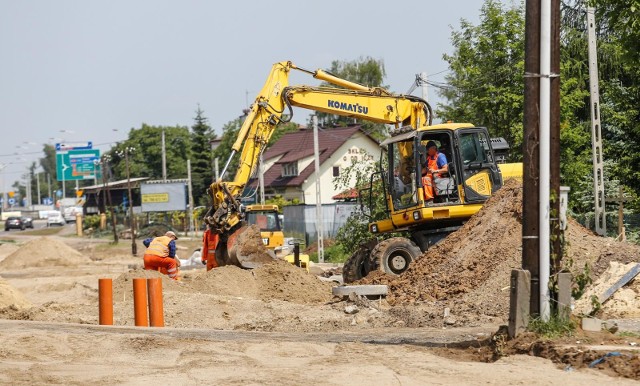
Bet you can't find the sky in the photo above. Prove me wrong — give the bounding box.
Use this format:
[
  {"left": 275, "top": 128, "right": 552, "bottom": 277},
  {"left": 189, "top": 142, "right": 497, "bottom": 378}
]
[{"left": 0, "top": 0, "right": 492, "bottom": 195}]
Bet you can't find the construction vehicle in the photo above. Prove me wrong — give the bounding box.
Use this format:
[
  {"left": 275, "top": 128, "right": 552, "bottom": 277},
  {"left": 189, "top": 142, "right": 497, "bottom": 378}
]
[
  {"left": 202, "top": 60, "right": 522, "bottom": 274},
  {"left": 244, "top": 204, "right": 284, "bottom": 250}
]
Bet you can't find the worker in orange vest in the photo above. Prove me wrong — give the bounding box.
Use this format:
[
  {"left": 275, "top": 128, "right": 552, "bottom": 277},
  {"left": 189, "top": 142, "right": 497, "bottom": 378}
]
[
  {"left": 201, "top": 227, "right": 220, "bottom": 271},
  {"left": 142, "top": 231, "right": 181, "bottom": 280},
  {"left": 421, "top": 141, "right": 448, "bottom": 202}
]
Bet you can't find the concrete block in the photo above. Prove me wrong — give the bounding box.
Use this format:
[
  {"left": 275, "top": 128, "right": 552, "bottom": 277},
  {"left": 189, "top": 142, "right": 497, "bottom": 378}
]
[
  {"left": 582, "top": 317, "right": 603, "bottom": 332},
  {"left": 557, "top": 272, "right": 572, "bottom": 320},
  {"left": 332, "top": 285, "right": 388, "bottom": 297},
  {"left": 508, "top": 269, "right": 531, "bottom": 338}
]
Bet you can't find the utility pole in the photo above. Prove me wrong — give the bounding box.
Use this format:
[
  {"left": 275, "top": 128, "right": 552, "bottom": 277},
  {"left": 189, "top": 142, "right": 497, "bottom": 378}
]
[
  {"left": 312, "top": 115, "right": 324, "bottom": 263},
  {"left": 47, "top": 173, "right": 52, "bottom": 204},
  {"left": 124, "top": 148, "right": 137, "bottom": 255},
  {"left": 587, "top": 7, "right": 606, "bottom": 236},
  {"left": 102, "top": 155, "right": 118, "bottom": 244},
  {"left": 161, "top": 128, "right": 167, "bottom": 181},
  {"left": 522, "top": 0, "right": 541, "bottom": 317},
  {"left": 550, "top": 0, "right": 563, "bottom": 278},
  {"left": 36, "top": 172, "right": 41, "bottom": 206},
  {"left": 187, "top": 159, "right": 195, "bottom": 236}
]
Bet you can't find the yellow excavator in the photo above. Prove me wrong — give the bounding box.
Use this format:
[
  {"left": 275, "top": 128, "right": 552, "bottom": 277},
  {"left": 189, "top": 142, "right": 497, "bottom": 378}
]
[{"left": 202, "top": 61, "right": 522, "bottom": 277}]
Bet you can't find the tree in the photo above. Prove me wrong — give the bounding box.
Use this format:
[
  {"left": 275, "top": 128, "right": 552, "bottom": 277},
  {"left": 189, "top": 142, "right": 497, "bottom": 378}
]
[
  {"left": 437, "top": 0, "right": 525, "bottom": 155},
  {"left": 190, "top": 106, "right": 216, "bottom": 205},
  {"left": 108, "top": 124, "right": 191, "bottom": 181},
  {"left": 317, "top": 56, "right": 389, "bottom": 141}
]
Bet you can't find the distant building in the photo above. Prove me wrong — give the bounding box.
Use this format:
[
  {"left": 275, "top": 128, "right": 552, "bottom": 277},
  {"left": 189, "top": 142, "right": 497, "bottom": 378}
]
[{"left": 249, "top": 125, "right": 379, "bottom": 204}]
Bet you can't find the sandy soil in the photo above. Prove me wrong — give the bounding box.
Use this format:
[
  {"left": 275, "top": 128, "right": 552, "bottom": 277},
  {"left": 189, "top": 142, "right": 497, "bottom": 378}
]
[
  {"left": 0, "top": 319, "right": 636, "bottom": 386},
  {"left": 1, "top": 192, "right": 640, "bottom": 382}
]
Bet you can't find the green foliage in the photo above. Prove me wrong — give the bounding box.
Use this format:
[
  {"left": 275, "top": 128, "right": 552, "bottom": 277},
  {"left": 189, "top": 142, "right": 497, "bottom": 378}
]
[
  {"left": 572, "top": 263, "right": 593, "bottom": 300},
  {"left": 190, "top": 106, "right": 216, "bottom": 206},
  {"left": 528, "top": 315, "right": 576, "bottom": 338},
  {"left": 83, "top": 214, "right": 101, "bottom": 230},
  {"left": 322, "top": 243, "right": 350, "bottom": 263},
  {"left": 316, "top": 56, "right": 389, "bottom": 141},
  {"left": 334, "top": 156, "right": 391, "bottom": 254},
  {"left": 437, "top": 0, "right": 525, "bottom": 156},
  {"left": 590, "top": 294, "right": 602, "bottom": 316},
  {"left": 264, "top": 195, "right": 299, "bottom": 212},
  {"left": 108, "top": 124, "right": 191, "bottom": 181}
]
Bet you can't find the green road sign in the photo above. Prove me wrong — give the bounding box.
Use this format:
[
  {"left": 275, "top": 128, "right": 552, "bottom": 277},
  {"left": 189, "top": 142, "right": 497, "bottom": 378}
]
[{"left": 56, "top": 149, "right": 101, "bottom": 181}]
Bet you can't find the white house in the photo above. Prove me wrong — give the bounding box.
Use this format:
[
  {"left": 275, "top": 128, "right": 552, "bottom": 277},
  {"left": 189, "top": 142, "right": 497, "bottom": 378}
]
[{"left": 249, "top": 125, "right": 380, "bottom": 204}]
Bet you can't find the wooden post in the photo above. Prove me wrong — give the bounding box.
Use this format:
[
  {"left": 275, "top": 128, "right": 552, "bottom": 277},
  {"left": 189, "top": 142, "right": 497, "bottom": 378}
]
[
  {"left": 606, "top": 185, "right": 629, "bottom": 241},
  {"left": 523, "top": 0, "right": 541, "bottom": 316}
]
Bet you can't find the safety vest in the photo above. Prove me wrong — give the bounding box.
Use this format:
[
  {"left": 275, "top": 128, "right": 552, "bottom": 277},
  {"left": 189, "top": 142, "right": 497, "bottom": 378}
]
[
  {"left": 427, "top": 152, "right": 442, "bottom": 178},
  {"left": 146, "top": 236, "right": 172, "bottom": 257}
]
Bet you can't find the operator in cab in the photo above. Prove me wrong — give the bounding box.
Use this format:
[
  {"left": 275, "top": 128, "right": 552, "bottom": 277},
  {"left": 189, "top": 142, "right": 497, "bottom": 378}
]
[
  {"left": 421, "top": 141, "right": 448, "bottom": 202},
  {"left": 142, "top": 231, "right": 181, "bottom": 280}
]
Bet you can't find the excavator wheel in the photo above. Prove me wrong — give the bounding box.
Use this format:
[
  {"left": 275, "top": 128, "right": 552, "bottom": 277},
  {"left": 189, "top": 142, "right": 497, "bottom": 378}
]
[
  {"left": 372, "top": 237, "right": 421, "bottom": 276},
  {"left": 342, "top": 239, "right": 379, "bottom": 284}
]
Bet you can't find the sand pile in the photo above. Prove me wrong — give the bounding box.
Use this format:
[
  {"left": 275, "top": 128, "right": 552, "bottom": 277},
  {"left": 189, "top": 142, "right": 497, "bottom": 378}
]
[
  {"left": 361, "top": 179, "right": 640, "bottom": 322},
  {"left": 233, "top": 225, "right": 277, "bottom": 268},
  {"left": 0, "top": 237, "right": 91, "bottom": 269},
  {"left": 0, "top": 243, "right": 19, "bottom": 264},
  {"left": 0, "top": 278, "right": 31, "bottom": 310},
  {"left": 112, "top": 269, "right": 187, "bottom": 302},
  {"left": 192, "top": 260, "right": 333, "bottom": 304}
]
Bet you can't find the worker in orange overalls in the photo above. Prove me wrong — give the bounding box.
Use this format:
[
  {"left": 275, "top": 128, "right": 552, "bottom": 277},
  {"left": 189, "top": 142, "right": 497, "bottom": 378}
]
[
  {"left": 201, "top": 227, "right": 219, "bottom": 271},
  {"left": 142, "top": 231, "right": 181, "bottom": 280},
  {"left": 421, "top": 141, "right": 448, "bottom": 202}
]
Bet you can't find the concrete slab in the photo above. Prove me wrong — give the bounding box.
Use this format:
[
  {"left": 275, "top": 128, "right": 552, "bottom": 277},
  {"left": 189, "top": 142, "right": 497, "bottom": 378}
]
[{"left": 332, "top": 285, "right": 388, "bottom": 297}]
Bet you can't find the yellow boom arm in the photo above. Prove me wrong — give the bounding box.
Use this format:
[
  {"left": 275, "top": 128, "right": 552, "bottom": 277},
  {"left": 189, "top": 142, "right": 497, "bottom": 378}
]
[{"left": 205, "top": 61, "right": 432, "bottom": 233}]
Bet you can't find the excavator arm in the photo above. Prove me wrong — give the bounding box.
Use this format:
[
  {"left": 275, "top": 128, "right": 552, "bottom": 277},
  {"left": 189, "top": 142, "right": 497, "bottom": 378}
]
[{"left": 203, "top": 60, "right": 432, "bottom": 269}]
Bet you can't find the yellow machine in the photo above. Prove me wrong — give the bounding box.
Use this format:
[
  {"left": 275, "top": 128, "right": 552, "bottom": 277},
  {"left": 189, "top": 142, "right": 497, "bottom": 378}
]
[
  {"left": 244, "top": 204, "right": 284, "bottom": 250},
  {"left": 202, "top": 61, "right": 522, "bottom": 273}
]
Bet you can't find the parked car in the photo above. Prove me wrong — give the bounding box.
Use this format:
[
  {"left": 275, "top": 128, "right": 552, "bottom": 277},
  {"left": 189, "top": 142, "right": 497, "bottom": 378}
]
[
  {"left": 47, "top": 211, "right": 66, "bottom": 227},
  {"left": 21, "top": 217, "right": 34, "bottom": 229},
  {"left": 5, "top": 217, "right": 25, "bottom": 231},
  {"left": 63, "top": 206, "right": 83, "bottom": 223}
]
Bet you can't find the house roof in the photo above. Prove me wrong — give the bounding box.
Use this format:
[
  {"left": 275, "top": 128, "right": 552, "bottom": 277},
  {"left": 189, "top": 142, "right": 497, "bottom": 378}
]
[{"left": 251, "top": 125, "right": 377, "bottom": 188}]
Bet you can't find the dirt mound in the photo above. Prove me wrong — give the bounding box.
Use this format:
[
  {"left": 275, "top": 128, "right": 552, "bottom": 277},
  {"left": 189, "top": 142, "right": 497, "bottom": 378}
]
[
  {"left": 362, "top": 179, "right": 640, "bottom": 324},
  {"left": 0, "top": 243, "right": 19, "bottom": 264},
  {"left": 0, "top": 278, "right": 31, "bottom": 310},
  {"left": 112, "top": 269, "right": 186, "bottom": 302},
  {"left": 192, "top": 260, "right": 333, "bottom": 304},
  {"left": 0, "top": 237, "right": 91, "bottom": 269}
]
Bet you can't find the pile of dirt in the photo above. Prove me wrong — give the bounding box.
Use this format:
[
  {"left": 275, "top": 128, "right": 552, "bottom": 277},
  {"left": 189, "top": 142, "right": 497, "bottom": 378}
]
[
  {"left": 0, "top": 237, "right": 91, "bottom": 269},
  {"left": 112, "top": 269, "right": 186, "bottom": 302},
  {"left": 361, "top": 179, "right": 640, "bottom": 324},
  {"left": 192, "top": 260, "right": 333, "bottom": 304},
  {"left": 0, "top": 278, "right": 31, "bottom": 310},
  {"left": 0, "top": 243, "right": 19, "bottom": 264}
]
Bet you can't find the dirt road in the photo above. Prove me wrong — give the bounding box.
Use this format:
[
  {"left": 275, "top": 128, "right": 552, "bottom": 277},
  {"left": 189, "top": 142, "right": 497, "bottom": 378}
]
[{"left": 0, "top": 319, "right": 633, "bottom": 385}]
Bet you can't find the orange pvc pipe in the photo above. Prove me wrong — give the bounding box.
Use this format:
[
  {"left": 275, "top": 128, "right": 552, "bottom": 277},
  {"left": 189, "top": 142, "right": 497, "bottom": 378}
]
[
  {"left": 98, "top": 278, "right": 113, "bottom": 325},
  {"left": 133, "top": 278, "right": 149, "bottom": 327},
  {"left": 147, "top": 278, "right": 164, "bottom": 327}
]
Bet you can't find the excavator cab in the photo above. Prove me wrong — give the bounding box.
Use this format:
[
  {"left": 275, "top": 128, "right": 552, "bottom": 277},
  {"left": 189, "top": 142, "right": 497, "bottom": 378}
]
[{"left": 244, "top": 204, "right": 284, "bottom": 250}]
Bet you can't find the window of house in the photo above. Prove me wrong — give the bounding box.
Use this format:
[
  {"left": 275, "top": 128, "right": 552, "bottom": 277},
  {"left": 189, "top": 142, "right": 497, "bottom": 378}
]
[
  {"left": 282, "top": 162, "right": 298, "bottom": 177},
  {"left": 333, "top": 166, "right": 340, "bottom": 177}
]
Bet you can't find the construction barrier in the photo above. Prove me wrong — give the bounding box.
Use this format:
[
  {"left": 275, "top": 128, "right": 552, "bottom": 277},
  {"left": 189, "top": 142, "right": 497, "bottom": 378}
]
[
  {"left": 98, "top": 278, "right": 113, "bottom": 325},
  {"left": 133, "top": 278, "right": 149, "bottom": 327},
  {"left": 147, "top": 278, "right": 164, "bottom": 327}
]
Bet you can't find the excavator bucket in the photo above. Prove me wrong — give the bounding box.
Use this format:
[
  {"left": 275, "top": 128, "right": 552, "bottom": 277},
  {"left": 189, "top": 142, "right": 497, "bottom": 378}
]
[{"left": 226, "top": 225, "right": 276, "bottom": 269}]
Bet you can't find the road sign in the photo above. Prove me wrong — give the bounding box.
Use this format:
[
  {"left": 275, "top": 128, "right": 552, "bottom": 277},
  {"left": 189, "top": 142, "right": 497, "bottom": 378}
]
[
  {"left": 56, "top": 149, "right": 100, "bottom": 181},
  {"left": 55, "top": 142, "right": 93, "bottom": 152},
  {"left": 8, "top": 198, "right": 15, "bottom": 205}
]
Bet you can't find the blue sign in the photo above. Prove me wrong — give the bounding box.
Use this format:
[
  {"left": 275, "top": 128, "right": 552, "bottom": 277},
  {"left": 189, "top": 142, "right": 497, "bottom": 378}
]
[
  {"left": 56, "top": 142, "right": 93, "bottom": 152},
  {"left": 43, "top": 197, "right": 53, "bottom": 205},
  {"left": 56, "top": 190, "right": 62, "bottom": 197},
  {"left": 8, "top": 198, "right": 15, "bottom": 205}
]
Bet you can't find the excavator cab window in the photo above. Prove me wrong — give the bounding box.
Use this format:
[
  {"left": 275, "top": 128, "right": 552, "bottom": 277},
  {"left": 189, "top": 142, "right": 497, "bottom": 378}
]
[
  {"left": 419, "top": 132, "right": 458, "bottom": 202},
  {"left": 389, "top": 140, "right": 418, "bottom": 210},
  {"left": 456, "top": 128, "right": 503, "bottom": 202},
  {"left": 246, "top": 211, "right": 281, "bottom": 232}
]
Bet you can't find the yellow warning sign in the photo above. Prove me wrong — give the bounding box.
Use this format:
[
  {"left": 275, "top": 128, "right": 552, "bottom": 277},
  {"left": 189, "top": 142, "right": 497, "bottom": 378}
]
[{"left": 142, "top": 193, "right": 169, "bottom": 203}]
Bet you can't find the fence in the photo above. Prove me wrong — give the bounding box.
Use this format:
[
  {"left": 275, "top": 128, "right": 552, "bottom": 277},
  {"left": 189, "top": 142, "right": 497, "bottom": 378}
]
[{"left": 283, "top": 203, "right": 358, "bottom": 246}]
